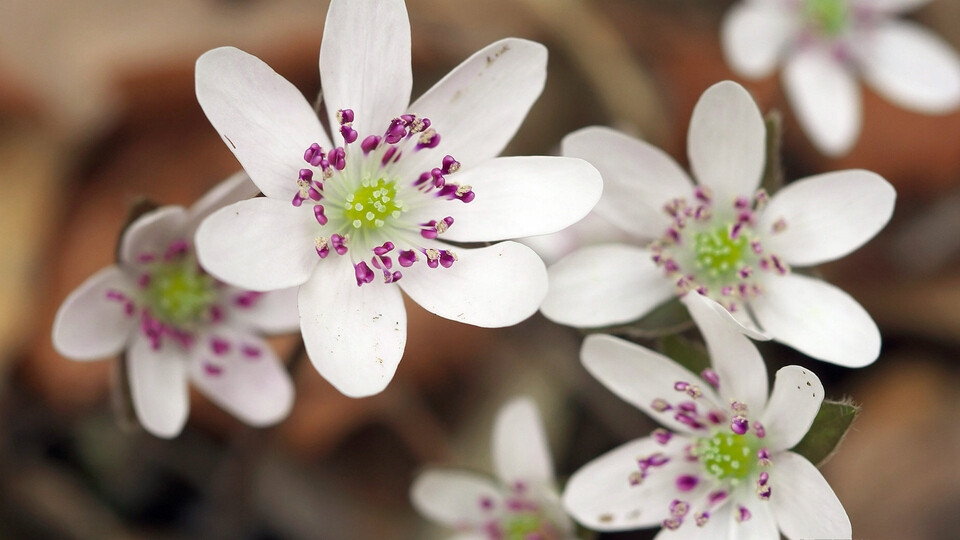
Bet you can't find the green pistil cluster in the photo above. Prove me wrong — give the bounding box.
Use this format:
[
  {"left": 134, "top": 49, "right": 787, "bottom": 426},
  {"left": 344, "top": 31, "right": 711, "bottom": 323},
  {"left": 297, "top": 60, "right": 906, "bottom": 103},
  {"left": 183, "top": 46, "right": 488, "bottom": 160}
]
[
  {"left": 695, "top": 432, "right": 760, "bottom": 481},
  {"left": 343, "top": 177, "right": 403, "bottom": 230},
  {"left": 805, "top": 0, "right": 849, "bottom": 37},
  {"left": 145, "top": 262, "right": 216, "bottom": 327},
  {"left": 504, "top": 514, "right": 545, "bottom": 540},
  {"left": 694, "top": 225, "right": 748, "bottom": 279}
]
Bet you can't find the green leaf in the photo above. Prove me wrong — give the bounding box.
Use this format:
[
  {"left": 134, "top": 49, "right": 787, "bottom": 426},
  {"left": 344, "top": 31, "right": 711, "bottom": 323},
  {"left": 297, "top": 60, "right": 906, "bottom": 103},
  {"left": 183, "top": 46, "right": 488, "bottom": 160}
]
[
  {"left": 760, "top": 110, "right": 785, "bottom": 196},
  {"left": 657, "top": 334, "right": 710, "bottom": 375},
  {"left": 791, "top": 399, "right": 859, "bottom": 466}
]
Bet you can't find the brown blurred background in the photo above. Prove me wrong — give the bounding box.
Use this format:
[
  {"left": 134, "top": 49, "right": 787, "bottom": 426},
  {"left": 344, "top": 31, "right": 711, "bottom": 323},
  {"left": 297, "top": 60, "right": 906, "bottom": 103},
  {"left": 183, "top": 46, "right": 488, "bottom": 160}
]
[{"left": 1, "top": 0, "right": 959, "bottom": 538}]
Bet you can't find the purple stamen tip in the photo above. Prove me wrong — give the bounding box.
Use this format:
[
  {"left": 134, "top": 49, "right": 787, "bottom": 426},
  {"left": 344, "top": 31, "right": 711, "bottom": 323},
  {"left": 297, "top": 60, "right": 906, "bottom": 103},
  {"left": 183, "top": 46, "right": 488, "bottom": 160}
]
[
  {"left": 652, "top": 428, "right": 673, "bottom": 445},
  {"left": 210, "top": 337, "right": 230, "bottom": 356},
  {"left": 340, "top": 125, "right": 358, "bottom": 144},
  {"left": 354, "top": 262, "right": 375, "bottom": 286},
  {"left": 204, "top": 362, "right": 224, "bottom": 377},
  {"left": 241, "top": 344, "right": 262, "bottom": 359},
  {"left": 299, "top": 168, "right": 314, "bottom": 181},
  {"left": 314, "top": 205, "right": 328, "bottom": 225},
  {"left": 398, "top": 250, "right": 418, "bottom": 267},
  {"left": 676, "top": 475, "right": 699, "bottom": 492},
  {"left": 338, "top": 108, "right": 355, "bottom": 124},
  {"left": 361, "top": 135, "right": 381, "bottom": 154},
  {"left": 730, "top": 415, "right": 749, "bottom": 435},
  {"left": 752, "top": 421, "right": 766, "bottom": 438},
  {"left": 701, "top": 368, "right": 720, "bottom": 388}
]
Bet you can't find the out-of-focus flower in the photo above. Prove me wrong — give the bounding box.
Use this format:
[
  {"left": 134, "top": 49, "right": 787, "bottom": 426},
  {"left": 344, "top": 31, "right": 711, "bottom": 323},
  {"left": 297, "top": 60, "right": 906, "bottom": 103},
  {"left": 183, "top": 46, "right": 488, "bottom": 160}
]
[
  {"left": 722, "top": 0, "right": 960, "bottom": 156},
  {"left": 563, "top": 294, "right": 851, "bottom": 539},
  {"left": 411, "top": 397, "right": 575, "bottom": 539},
  {"left": 52, "top": 173, "right": 297, "bottom": 438},
  {"left": 194, "top": 0, "right": 602, "bottom": 397},
  {"left": 542, "top": 81, "right": 895, "bottom": 367}
]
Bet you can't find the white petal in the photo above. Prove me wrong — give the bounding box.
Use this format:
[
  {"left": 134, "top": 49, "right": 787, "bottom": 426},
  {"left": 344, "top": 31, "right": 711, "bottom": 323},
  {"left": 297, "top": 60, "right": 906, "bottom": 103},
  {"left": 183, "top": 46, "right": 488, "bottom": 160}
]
[
  {"left": 770, "top": 452, "right": 851, "bottom": 540},
  {"left": 541, "top": 244, "right": 674, "bottom": 328},
  {"left": 751, "top": 273, "right": 880, "bottom": 367},
  {"left": 759, "top": 366, "right": 824, "bottom": 452},
  {"left": 760, "top": 170, "right": 896, "bottom": 266},
  {"left": 682, "top": 294, "right": 768, "bottom": 411},
  {"left": 859, "top": 0, "right": 932, "bottom": 13},
  {"left": 224, "top": 286, "right": 301, "bottom": 334},
  {"left": 299, "top": 258, "right": 406, "bottom": 397},
  {"left": 195, "top": 198, "right": 319, "bottom": 291},
  {"left": 492, "top": 397, "right": 554, "bottom": 487},
  {"left": 652, "top": 504, "right": 732, "bottom": 539},
  {"left": 410, "top": 469, "right": 503, "bottom": 528},
  {"left": 520, "top": 210, "right": 633, "bottom": 266},
  {"left": 782, "top": 48, "right": 861, "bottom": 157},
  {"left": 687, "top": 81, "right": 766, "bottom": 202},
  {"left": 52, "top": 266, "right": 136, "bottom": 361},
  {"left": 398, "top": 241, "right": 546, "bottom": 328},
  {"left": 185, "top": 172, "right": 260, "bottom": 235},
  {"left": 319, "top": 0, "right": 412, "bottom": 138},
  {"left": 721, "top": 2, "right": 792, "bottom": 79},
  {"left": 195, "top": 47, "right": 331, "bottom": 200},
  {"left": 727, "top": 487, "right": 778, "bottom": 539},
  {"left": 119, "top": 206, "right": 189, "bottom": 266},
  {"left": 581, "top": 335, "right": 721, "bottom": 435},
  {"left": 562, "top": 436, "right": 693, "bottom": 531},
  {"left": 127, "top": 335, "right": 190, "bottom": 439},
  {"left": 561, "top": 126, "right": 695, "bottom": 240},
  {"left": 402, "top": 38, "right": 547, "bottom": 176},
  {"left": 861, "top": 20, "right": 960, "bottom": 114},
  {"left": 189, "top": 330, "right": 293, "bottom": 427},
  {"left": 427, "top": 156, "right": 602, "bottom": 243}
]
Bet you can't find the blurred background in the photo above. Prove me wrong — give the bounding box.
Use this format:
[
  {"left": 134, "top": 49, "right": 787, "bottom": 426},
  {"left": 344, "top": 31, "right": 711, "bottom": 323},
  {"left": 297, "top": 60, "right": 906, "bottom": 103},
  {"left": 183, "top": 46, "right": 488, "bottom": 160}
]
[{"left": 1, "top": 0, "right": 960, "bottom": 538}]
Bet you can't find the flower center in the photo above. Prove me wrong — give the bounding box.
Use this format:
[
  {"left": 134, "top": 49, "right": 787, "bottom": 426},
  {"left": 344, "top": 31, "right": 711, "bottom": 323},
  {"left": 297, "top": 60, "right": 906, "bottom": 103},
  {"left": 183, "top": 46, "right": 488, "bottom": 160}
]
[
  {"left": 695, "top": 431, "right": 760, "bottom": 481},
  {"left": 145, "top": 260, "right": 216, "bottom": 327},
  {"left": 477, "top": 483, "right": 563, "bottom": 540},
  {"left": 694, "top": 226, "right": 748, "bottom": 279},
  {"left": 343, "top": 178, "right": 402, "bottom": 230},
  {"left": 804, "top": 0, "right": 849, "bottom": 37}
]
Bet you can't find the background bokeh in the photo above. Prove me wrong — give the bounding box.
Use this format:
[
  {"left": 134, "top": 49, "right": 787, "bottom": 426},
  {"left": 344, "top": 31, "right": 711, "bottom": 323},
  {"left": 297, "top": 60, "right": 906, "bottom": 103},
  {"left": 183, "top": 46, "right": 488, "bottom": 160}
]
[{"left": 1, "top": 0, "right": 959, "bottom": 538}]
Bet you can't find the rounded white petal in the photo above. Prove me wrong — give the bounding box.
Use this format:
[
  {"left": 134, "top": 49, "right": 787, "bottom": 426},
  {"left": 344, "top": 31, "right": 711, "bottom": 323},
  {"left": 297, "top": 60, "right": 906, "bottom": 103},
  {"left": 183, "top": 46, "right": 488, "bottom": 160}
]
[
  {"left": 563, "top": 436, "right": 693, "bottom": 531},
  {"left": 541, "top": 244, "right": 674, "bottom": 328},
  {"left": 492, "top": 397, "right": 554, "bottom": 487},
  {"left": 195, "top": 47, "right": 331, "bottom": 200},
  {"left": 728, "top": 486, "right": 779, "bottom": 539},
  {"left": 119, "top": 206, "right": 189, "bottom": 266},
  {"left": 185, "top": 172, "right": 260, "bottom": 235},
  {"left": 520, "top": 210, "right": 632, "bottom": 265},
  {"left": 721, "top": 2, "right": 792, "bottom": 79},
  {"left": 561, "top": 126, "right": 695, "bottom": 240},
  {"left": 398, "top": 241, "right": 546, "bottom": 328},
  {"left": 299, "top": 258, "right": 406, "bottom": 397},
  {"left": 402, "top": 38, "right": 547, "bottom": 176},
  {"left": 189, "top": 330, "right": 294, "bottom": 427},
  {"left": 319, "top": 0, "right": 412, "bottom": 138},
  {"left": 751, "top": 273, "right": 880, "bottom": 367},
  {"left": 581, "top": 335, "right": 721, "bottom": 435},
  {"left": 429, "top": 156, "right": 603, "bottom": 243},
  {"left": 652, "top": 504, "right": 732, "bottom": 539},
  {"left": 687, "top": 81, "right": 766, "bottom": 202},
  {"left": 770, "top": 452, "right": 851, "bottom": 539},
  {"left": 411, "top": 469, "right": 503, "bottom": 528},
  {"left": 52, "top": 266, "right": 136, "bottom": 361},
  {"left": 759, "top": 366, "right": 824, "bottom": 452},
  {"left": 861, "top": 20, "right": 960, "bottom": 114},
  {"left": 682, "top": 293, "right": 768, "bottom": 411},
  {"left": 127, "top": 335, "right": 190, "bottom": 439},
  {"left": 225, "top": 286, "right": 301, "bottom": 334},
  {"left": 783, "top": 48, "right": 861, "bottom": 157},
  {"left": 760, "top": 170, "right": 896, "bottom": 266},
  {"left": 859, "top": 0, "right": 932, "bottom": 13},
  {"left": 195, "top": 198, "right": 319, "bottom": 292}
]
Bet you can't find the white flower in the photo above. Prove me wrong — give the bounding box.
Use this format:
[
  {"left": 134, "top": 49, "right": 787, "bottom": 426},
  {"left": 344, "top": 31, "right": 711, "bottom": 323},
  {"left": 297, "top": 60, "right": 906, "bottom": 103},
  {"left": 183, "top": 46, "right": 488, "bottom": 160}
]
[
  {"left": 722, "top": 0, "right": 960, "bottom": 156},
  {"left": 411, "top": 397, "right": 576, "bottom": 539},
  {"left": 542, "top": 81, "right": 895, "bottom": 367},
  {"left": 562, "top": 294, "right": 851, "bottom": 539},
  {"left": 193, "top": 0, "right": 602, "bottom": 397},
  {"left": 51, "top": 173, "right": 297, "bottom": 438}
]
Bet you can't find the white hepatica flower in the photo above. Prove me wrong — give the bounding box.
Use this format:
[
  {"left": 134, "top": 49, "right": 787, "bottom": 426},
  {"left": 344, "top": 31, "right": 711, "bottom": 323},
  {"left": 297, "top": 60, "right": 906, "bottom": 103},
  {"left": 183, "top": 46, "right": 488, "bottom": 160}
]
[
  {"left": 563, "top": 294, "right": 851, "bottom": 539},
  {"left": 722, "top": 0, "right": 960, "bottom": 156},
  {"left": 542, "top": 81, "right": 896, "bottom": 367},
  {"left": 411, "top": 397, "right": 575, "bottom": 540},
  {"left": 52, "top": 173, "right": 297, "bottom": 438},
  {"left": 194, "top": 0, "right": 601, "bottom": 398}
]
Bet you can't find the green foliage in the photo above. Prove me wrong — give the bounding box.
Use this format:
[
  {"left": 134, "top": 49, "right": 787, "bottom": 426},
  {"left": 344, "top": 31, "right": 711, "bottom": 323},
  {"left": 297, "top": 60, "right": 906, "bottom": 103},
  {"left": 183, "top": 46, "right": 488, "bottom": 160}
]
[
  {"left": 792, "top": 399, "right": 859, "bottom": 466},
  {"left": 658, "top": 333, "right": 710, "bottom": 375}
]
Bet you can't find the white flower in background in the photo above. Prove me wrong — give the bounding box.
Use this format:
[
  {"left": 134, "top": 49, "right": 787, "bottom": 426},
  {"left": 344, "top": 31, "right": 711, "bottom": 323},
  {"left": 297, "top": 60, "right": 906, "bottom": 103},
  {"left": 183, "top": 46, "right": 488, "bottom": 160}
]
[
  {"left": 542, "top": 81, "right": 895, "bottom": 368},
  {"left": 563, "top": 294, "right": 851, "bottom": 539},
  {"left": 194, "top": 0, "right": 602, "bottom": 397},
  {"left": 52, "top": 173, "right": 297, "bottom": 439},
  {"left": 411, "top": 397, "right": 575, "bottom": 539},
  {"left": 722, "top": 0, "right": 960, "bottom": 156}
]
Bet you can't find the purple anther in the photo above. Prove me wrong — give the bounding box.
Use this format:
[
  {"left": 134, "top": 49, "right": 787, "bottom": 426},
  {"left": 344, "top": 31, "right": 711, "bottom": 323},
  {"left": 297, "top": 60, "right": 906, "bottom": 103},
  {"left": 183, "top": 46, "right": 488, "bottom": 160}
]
[
  {"left": 398, "top": 250, "right": 418, "bottom": 267},
  {"left": 662, "top": 518, "right": 681, "bottom": 531},
  {"left": 399, "top": 113, "right": 416, "bottom": 125},
  {"left": 738, "top": 266, "right": 753, "bottom": 279},
  {"left": 315, "top": 238, "right": 329, "bottom": 259},
  {"left": 678, "top": 401, "right": 697, "bottom": 413},
  {"left": 313, "top": 205, "right": 328, "bottom": 225},
  {"left": 628, "top": 471, "right": 644, "bottom": 486},
  {"left": 354, "top": 262, "right": 375, "bottom": 286},
  {"left": 209, "top": 305, "right": 223, "bottom": 322},
  {"left": 674, "top": 381, "right": 690, "bottom": 392},
  {"left": 387, "top": 270, "right": 402, "bottom": 283},
  {"left": 419, "top": 118, "right": 431, "bottom": 131},
  {"left": 292, "top": 192, "right": 305, "bottom": 207},
  {"left": 308, "top": 186, "right": 322, "bottom": 201},
  {"left": 701, "top": 369, "right": 720, "bottom": 389},
  {"left": 211, "top": 337, "right": 230, "bottom": 356},
  {"left": 758, "top": 472, "right": 769, "bottom": 486},
  {"left": 695, "top": 285, "right": 709, "bottom": 296},
  {"left": 730, "top": 400, "right": 747, "bottom": 412},
  {"left": 105, "top": 290, "right": 126, "bottom": 302},
  {"left": 730, "top": 415, "right": 749, "bottom": 435},
  {"left": 374, "top": 242, "right": 395, "bottom": 256},
  {"left": 757, "top": 447, "right": 772, "bottom": 466},
  {"left": 685, "top": 384, "right": 703, "bottom": 399},
  {"left": 479, "top": 496, "right": 495, "bottom": 511},
  {"left": 708, "top": 490, "right": 728, "bottom": 506},
  {"left": 241, "top": 344, "right": 262, "bottom": 359},
  {"left": 676, "top": 475, "right": 699, "bottom": 492},
  {"left": 381, "top": 146, "right": 399, "bottom": 166},
  {"left": 204, "top": 362, "right": 224, "bottom": 377},
  {"left": 707, "top": 410, "right": 725, "bottom": 425},
  {"left": 337, "top": 108, "right": 355, "bottom": 125},
  {"left": 652, "top": 428, "right": 673, "bottom": 445},
  {"left": 304, "top": 143, "right": 324, "bottom": 166},
  {"left": 414, "top": 171, "right": 431, "bottom": 187},
  {"left": 137, "top": 273, "right": 151, "bottom": 289},
  {"left": 235, "top": 291, "right": 263, "bottom": 308},
  {"left": 329, "top": 147, "right": 346, "bottom": 171},
  {"left": 695, "top": 512, "right": 710, "bottom": 527},
  {"left": 651, "top": 398, "right": 672, "bottom": 412},
  {"left": 752, "top": 421, "right": 766, "bottom": 438},
  {"left": 666, "top": 228, "right": 681, "bottom": 243},
  {"left": 371, "top": 256, "right": 392, "bottom": 270},
  {"left": 331, "top": 234, "right": 348, "bottom": 255},
  {"left": 675, "top": 412, "right": 704, "bottom": 430},
  {"left": 730, "top": 222, "right": 744, "bottom": 240},
  {"left": 420, "top": 224, "right": 439, "bottom": 239},
  {"left": 770, "top": 255, "right": 788, "bottom": 275},
  {"left": 361, "top": 135, "right": 381, "bottom": 155},
  {"left": 734, "top": 196, "right": 750, "bottom": 210},
  {"left": 757, "top": 484, "right": 772, "bottom": 500},
  {"left": 736, "top": 505, "right": 752, "bottom": 523},
  {"left": 772, "top": 217, "right": 787, "bottom": 233},
  {"left": 694, "top": 186, "right": 711, "bottom": 202},
  {"left": 642, "top": 453, "right": 670, "bottom": 468},
  {"left": 416, "top": 129, "right": 440, "bottom": 150},
  {"left": 670, "top": 499, "right": 690, "bottom": 517},
  {"left": 164, "top": 240, "right": 189, "bottom": 261},
  {"left": 439, "top": 250, "right": 456, "bottom": 268},
  {"left": 664, "top": 259, "right": 680, "bottom": 273},
  {"left": 385, "top": 119, "right": 407, "bottom": 144},
  {"left": 299, "top": 168, "right": 314, "bottom": 182},
  {"left": 458, "top": 189, "right": 476, "bottom": 203},
  {"left": 441, "top": 154, "right": 460, "bottom": 174}
]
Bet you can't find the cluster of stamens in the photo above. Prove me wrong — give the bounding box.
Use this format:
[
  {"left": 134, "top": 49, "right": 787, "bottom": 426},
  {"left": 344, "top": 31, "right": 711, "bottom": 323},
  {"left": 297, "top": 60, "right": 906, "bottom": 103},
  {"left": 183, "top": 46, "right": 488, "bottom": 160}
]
[
  {"left": 651, "top": 187, "right": 789, "bottom": 313},
  {"left": 291, "top": 109, "right": 475, "bottom": 287},
  {"left": 476, "top": 482, "right": 563, "bottom": 540}
]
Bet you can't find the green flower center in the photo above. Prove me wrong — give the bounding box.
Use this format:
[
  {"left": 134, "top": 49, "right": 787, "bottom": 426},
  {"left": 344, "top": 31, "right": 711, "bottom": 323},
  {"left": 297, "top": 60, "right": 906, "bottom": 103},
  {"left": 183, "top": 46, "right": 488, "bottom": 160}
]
[
  {"left": 805, "top": 0, "right": 849, "bottom": 36},
  {"left": 694, "top": 225, "right": 748, "bottom": 278},
  {"left": 696, "top": 432, "right": 760, "bottom": 481},
  {"left": 145, "top": 262, "right": 216, "bottom": 327},
  {"left": 343, "top": 177, "right": 403, "bottom": 231},
  {"left": 505, "top": 514, "right": 544, "bottom": 539}
]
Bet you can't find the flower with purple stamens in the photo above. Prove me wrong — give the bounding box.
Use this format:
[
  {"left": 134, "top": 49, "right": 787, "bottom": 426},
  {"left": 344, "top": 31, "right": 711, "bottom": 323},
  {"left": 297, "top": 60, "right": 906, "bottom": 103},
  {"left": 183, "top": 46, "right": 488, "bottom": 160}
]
[
  {"left": 542, "top": 81, "right": 895, "bottom": 368},
  {"left": 411, "top": 397, "right": 575, "bottom": 539},
  {"left": 52, "top": 173, "right": 297, "bottom": 438},
  {"left": 562, "top": 294, "right": 851, "bottom": 539},
  {"left": 193, "top": 0, "right": 602, "bottom": 397}
]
